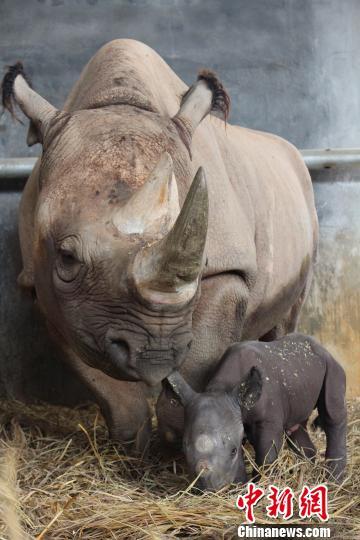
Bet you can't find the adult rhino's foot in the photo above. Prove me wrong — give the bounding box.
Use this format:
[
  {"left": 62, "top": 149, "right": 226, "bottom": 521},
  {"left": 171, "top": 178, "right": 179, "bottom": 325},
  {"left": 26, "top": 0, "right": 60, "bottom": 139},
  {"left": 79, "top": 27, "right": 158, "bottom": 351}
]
[
  {"left": 107, "top": 416, "right": 152, "bottom": 455},
  {"left": 64, "top": 353, "right": 152, "bottom": 455},
  {"left": 101, "top": 382, "right": 152, "bottom": 455}
]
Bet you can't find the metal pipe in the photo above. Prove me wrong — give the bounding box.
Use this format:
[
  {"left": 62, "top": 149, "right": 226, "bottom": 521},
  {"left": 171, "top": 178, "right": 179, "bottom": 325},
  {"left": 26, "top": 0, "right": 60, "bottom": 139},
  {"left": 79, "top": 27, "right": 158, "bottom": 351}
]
[
  {"left": 0, "top": 157, "right": 37, "bottom": 179},
  {"left": 1, "top": 149, "right": 360, "bottom": 182},
  {"left": 301, "top": 148, "right": 360, "bottom": 170}
]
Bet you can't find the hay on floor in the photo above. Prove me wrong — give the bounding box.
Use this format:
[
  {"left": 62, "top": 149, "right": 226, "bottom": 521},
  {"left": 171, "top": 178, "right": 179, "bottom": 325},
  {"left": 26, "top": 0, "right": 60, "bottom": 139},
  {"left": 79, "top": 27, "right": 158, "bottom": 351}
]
[{"left": 0, "top": 399, "right": 359, "bottom": 539}]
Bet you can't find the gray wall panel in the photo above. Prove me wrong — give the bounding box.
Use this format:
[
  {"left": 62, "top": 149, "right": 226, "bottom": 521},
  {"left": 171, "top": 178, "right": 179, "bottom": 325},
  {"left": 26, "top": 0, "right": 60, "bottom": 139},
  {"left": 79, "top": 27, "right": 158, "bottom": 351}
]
[{"left": 1, "top": 0, "right": 360, "bottom": 157}]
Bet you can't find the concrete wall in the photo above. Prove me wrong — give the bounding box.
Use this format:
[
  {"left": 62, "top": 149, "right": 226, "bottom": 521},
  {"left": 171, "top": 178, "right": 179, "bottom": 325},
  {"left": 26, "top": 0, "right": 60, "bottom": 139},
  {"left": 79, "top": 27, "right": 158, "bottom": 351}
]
[
  {"left": 0, "top": 0, "right": 359, "bottom": 400},
  {"left": 299, "top": 168, "right": 360, "bottom": 397},
  {"left": 2, "top": 0, "right": 360, "bottom": 154}
]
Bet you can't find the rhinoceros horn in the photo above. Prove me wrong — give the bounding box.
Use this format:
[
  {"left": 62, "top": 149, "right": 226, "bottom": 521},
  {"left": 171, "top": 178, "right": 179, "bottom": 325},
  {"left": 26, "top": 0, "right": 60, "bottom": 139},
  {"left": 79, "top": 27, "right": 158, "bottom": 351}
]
[
  {"left": 114, "top": 152, "right": 180, "bottom": 236},
  {"left": 133, "top": 166, "right": 208, "bottom": 306},
  {"left": 1, "top": 64, "right": 58, "bottom": 145}
]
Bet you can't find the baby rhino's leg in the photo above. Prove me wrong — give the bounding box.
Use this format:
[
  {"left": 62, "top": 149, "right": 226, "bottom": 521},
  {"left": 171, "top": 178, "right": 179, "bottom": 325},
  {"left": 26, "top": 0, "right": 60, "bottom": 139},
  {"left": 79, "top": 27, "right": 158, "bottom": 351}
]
[
  {"left": 287, "top": 421, "right": 316, "bottom": 460},
  {"left": 323, "top": 416, "right": 347, "bottom": 481},
  {"left": 251, "top": 423, "right": 283, "bottom": 479},
  {"left": 316, "top": 348, "right": 347, "bottom": 482}
]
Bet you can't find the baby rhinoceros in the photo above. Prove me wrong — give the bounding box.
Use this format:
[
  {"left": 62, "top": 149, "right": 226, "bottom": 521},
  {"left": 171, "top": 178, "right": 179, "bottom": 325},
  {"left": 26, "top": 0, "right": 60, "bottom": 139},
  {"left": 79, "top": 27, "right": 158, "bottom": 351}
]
[{"left": 167, "top": 333, "right": 347, "bottom": 491}]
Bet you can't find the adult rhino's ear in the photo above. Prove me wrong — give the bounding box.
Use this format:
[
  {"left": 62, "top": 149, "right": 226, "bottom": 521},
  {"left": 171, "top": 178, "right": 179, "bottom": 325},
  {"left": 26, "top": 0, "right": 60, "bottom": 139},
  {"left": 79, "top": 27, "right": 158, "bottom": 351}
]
[
  {"left": 172, "top": 70, "right": 230, "bottom": 155},
  {"left": 1, "top": 62, "right": 58, "bottom": 146},
  {"left": 166, "top": 371, "right": 197, "bottom": 407},
  {"left": 233, "top": 366, "right": 263, "bottom": 411}
]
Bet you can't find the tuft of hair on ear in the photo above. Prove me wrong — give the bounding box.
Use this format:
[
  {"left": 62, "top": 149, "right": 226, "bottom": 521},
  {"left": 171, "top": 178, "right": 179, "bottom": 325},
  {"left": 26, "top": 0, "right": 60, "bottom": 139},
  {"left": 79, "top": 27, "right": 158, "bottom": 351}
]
[
  {"left": 1, "top": 61, "right": 32, "bottom": 123},
  {"left": 248, "top": 366, "right": 262, "bottom": 385},
  {"left": 238, "top": 366, "right": 263, "bottom": 411},
  {"left": 197, "top": 69, "right": 231, "bottom": 123}
]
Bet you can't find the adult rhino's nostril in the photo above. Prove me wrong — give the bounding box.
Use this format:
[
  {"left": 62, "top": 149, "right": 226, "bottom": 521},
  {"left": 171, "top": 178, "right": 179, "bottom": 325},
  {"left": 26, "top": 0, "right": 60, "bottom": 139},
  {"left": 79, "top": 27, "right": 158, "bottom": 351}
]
[{"left": 107, "top": 338, "right": 130, "bottom": 365}]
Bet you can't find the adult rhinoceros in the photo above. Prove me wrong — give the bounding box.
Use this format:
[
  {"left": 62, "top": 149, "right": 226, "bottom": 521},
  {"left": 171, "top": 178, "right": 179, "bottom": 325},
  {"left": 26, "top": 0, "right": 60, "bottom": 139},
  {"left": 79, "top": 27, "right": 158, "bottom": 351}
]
[{"left": 2, "top": 39, "right": 318, "bottom": 451}]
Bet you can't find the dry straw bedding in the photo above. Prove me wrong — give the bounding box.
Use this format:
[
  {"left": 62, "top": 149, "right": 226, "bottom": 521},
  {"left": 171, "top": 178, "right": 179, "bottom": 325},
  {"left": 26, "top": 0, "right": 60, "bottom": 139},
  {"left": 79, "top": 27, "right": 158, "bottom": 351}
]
[{"left": 0, "top": 399, "right": 359, "bottom": 540}]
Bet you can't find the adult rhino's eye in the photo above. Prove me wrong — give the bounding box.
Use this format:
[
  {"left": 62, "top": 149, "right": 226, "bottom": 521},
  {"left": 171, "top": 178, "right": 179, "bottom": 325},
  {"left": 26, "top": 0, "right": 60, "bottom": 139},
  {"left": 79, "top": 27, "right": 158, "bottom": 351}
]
[
  {"left": 231, "top": 447, "right": 238, "bottom": 457},
  {"left": 55, "top": 248, "right": 82, "bottom": 282}
]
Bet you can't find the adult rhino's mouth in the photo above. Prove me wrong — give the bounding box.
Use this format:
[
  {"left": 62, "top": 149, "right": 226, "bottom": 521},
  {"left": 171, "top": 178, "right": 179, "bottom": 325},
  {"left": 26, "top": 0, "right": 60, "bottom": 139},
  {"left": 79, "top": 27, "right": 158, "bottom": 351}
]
[{"left": 136, "top": 347, "right": 178, "bottom": 386}]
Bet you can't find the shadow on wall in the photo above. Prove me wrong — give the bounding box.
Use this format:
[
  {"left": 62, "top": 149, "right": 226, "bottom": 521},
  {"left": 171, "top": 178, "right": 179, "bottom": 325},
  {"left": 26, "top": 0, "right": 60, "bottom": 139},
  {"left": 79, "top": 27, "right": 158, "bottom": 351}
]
[
  {"left": 299, "top": 169, "right": 360, "bottom": 397},
  {"left": 0, "top": 191, "right": 92, "bottom": 404}
]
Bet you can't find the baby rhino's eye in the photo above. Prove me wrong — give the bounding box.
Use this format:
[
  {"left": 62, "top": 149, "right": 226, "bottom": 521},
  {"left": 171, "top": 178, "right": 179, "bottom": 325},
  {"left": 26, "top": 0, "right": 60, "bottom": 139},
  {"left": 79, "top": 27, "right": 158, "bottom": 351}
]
[{"left": 231, "top": 447, "right": 238, "bottom": 457}]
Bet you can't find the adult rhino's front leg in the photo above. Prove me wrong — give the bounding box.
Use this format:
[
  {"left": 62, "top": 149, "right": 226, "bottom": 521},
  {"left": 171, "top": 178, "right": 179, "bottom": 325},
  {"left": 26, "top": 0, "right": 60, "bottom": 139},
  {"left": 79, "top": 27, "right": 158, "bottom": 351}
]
[
  {"left": 260, "top": 278, "right": 312, "bottom": 342},
  {"left": 68, "top": 351, "right": 152, "bottom": 453}
]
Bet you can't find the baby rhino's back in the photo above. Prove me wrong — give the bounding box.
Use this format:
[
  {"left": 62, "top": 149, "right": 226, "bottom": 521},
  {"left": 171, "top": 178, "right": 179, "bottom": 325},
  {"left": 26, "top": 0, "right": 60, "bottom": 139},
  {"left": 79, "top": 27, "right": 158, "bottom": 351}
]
[{"left": 208, "top": 333, "right": 327, "bottom": 427}]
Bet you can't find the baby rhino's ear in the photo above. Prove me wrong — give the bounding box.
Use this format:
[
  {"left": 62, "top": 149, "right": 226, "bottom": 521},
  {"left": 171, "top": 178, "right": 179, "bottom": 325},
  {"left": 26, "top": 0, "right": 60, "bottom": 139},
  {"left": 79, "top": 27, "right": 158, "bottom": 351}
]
[{"left": 233, "top": 366, "right": 263, "bottom": 411}]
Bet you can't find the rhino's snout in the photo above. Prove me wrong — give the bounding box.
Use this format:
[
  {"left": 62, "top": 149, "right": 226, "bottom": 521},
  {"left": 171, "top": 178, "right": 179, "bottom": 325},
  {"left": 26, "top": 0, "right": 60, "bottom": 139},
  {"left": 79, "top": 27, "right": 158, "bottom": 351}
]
[
  {"left": 195, "top": 472, "right": 228, "bottom": 492},
  {"left": 196, "top": 459, "right": 212, "bottom": 476},
  {"left": 105, "top": 330, "right": 179, "bottom": 385}
]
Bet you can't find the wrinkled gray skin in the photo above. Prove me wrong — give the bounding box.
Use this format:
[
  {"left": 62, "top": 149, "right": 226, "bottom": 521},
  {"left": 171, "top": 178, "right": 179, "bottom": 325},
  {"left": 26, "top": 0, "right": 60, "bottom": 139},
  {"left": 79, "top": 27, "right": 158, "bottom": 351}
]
[
  {"left": 168, "top": 333, "right": 347, "bottom": 490},
  {"left": 2, "top": 40, "right": 318, "bottom": 452}
]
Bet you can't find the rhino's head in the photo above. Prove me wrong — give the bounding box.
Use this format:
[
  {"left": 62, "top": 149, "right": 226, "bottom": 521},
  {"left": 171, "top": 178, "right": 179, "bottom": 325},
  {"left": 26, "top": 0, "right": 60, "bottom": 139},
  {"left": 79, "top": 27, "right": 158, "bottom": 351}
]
[
  {"left": 167, "top": 368, "right": 263, "bottom": 491},
  {"left": 3, "top": 64, "right": 229, "bottom": 385}
]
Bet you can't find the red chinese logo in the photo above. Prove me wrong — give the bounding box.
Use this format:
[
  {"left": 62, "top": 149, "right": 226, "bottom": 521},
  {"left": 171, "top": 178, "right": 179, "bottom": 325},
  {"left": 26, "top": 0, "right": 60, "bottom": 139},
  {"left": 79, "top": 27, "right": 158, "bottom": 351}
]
[
  {"left": 299, "top": 485, "right": 329, "bottom": 522},
  {"left": 236, "top": 483, "right": 329, "bottom": 524},
  {"left": 236, "top": 483, "right": 265, "bottom": 524},
  {"left": 266, "top": 485, "right": 294, "bottom": 520}
]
